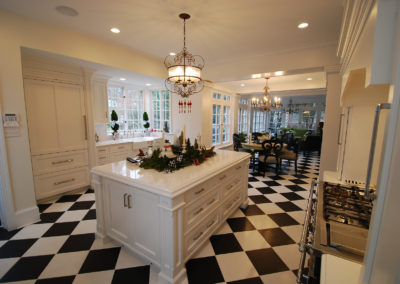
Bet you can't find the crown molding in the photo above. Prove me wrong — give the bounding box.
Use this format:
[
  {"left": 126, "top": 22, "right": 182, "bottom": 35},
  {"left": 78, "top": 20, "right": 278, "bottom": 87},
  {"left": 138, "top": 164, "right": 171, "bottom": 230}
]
[{"left": 337, "top": 0, "right": 376, "bottom": 74}]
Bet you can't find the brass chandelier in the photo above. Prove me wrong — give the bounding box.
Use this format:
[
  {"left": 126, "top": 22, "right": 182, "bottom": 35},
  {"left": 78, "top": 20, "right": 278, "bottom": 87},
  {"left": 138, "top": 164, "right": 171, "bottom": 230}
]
[
  {"left": 164, "top": 13, "right": 205, "bottom": 98},
  {"left": 251, "top": 77, "right": 281, "bottom": 111}
]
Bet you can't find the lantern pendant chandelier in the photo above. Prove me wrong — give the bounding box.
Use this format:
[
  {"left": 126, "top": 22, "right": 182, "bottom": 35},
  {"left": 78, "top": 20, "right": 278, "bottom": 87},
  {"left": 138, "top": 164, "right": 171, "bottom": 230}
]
[
  {"left": 251, "top": 77, "right": 281, "bottom": 111},
  {"left": 164, "top": 13, "right": 205, "bottom": 98}
]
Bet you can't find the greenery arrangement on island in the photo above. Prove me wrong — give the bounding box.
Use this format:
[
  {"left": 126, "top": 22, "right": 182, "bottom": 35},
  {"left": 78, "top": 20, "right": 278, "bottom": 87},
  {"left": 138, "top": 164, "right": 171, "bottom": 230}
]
[
  {"left": 140, "top": 138, "right": 216, "bottom": 173},
  {"left": 110, "top": 110, "right": 119, "bottom": 135}
]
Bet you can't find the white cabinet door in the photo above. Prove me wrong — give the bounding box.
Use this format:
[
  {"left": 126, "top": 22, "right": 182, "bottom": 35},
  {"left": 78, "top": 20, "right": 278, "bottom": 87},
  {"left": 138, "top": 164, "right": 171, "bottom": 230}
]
[
  {"left": 105, "top": 180, "right": 131, "bottom": 243},
  {"left": 92, "top": 79, "right": 109, "bottom": 123},
  {"left": 54, "top": 84, "right": 87, "bottom": 151}
]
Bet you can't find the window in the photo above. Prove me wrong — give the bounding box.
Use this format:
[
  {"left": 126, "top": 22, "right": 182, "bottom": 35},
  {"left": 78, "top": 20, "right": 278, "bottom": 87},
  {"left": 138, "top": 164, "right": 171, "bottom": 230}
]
[
  {"left": 152, "top": 90, "right": 171, "bottom": 131},
  {"left": 212, "top": 104, "right": 221, "bottom": 145},
  {"left": 223, "top": 106, "right": 231, "bottom": 143},
  {"left": 213, "top": 92, "right": 222, "bottom": 100},
  {"left": 252, "top": 110, "right": 267, "bottom": 132},
  {"left": 223, "top": 95, "right": 231, "bottom": 101},
  {"left": 239, "top": 98, "right": 248, "bottom": 105},
  {"left": 238, "top": 108, "right": 248, "bottom": 133},
  {"left": 107, "top": 86, "right": 144, "bottom": 132}
]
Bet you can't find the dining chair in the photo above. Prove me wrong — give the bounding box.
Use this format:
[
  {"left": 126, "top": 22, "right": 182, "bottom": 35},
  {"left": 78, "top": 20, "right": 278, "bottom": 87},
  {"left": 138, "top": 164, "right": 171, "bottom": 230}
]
[
  {"left": 258, "top": 140, "right": 281, "bottom": 176},
  {"left": 279, "top": 140, "right": 299, "bottom": 174}
]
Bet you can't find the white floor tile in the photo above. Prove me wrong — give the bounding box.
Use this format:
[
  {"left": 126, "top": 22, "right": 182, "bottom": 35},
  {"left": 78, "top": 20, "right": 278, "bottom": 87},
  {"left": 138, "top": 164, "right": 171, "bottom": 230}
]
[
  {"left": 56, "top": 210, "right": 88, "bottom": 223},
  {"left": 234, "top": 230, "right": 270, "bottom": 251},
  {"left": 115, "top": 247, "right": 148, "bottom": 269},
  {"left": 215, "top": 222, "right": 233, "bottom": 235},
  {"left": 149, "top": 267, "right": 159, "bottom": 284},
  {"left": 39, "top": 251, "right": 89, "bottom": 279},
  {"left": 248, "top": 188, "right": 262, "bottom": 196},
  {"left": 257, "top": 203, "right": 285, "bottom": 214},
  {"left": 270, "top": 186, "right": 292, "bottom": 193},
  {"left": 71, "top": 220, "right": 97, "bottom": 235},
  {"left": 10, "top": 223, "right": 53, "bottom": 240},
  {"left": 287, "top": 211, "right": 306, "bottom": 225},
  {"left": 90, "top": 238, "right": 120, "bottom": 251},
  {"left": 23, "top": 236, "right": 68, "bottom": 257},
  {"left": 73, "top": 270, "right": 114, "bottom": 284},
  {"left": 281, "top": 225, "right": 303, "bottom": 243},
  {"left": 260, "top": 270, "right": 297, "bottom": 283},
  {"left": 44, "top": 202, "right": 74, "bottom": 213},
  {"left": 264, "top": 194, "right": 288, "bottom": 203},
  {"left": 192, "top": 241, "right": 215, "bottom": 258},
  {"left": 0, "top": 257, "right": 19, "bottom": 278},
  {"left": 77, "top": 193, "right": 95, "bottom": 202},
  {"left": 216, "top": 252, "right": 259, "bottom": 282},
  {"left": 247, "top": 215, "right": 279, "bottom": 230},
  {"left": 0, "top": 240, "right": 6, "bottom": 248},
  {"left": 275, "top": 179, "right": 295, "bottom": 186},
  {"left": 249, "top": 181, "right": 267, "bottom": 188},
  {"left": 273, "top": 244, "right": 301, "bottom": 270},
  {"left": 292, "top": 200, "right": 307, "bottom": 210}
]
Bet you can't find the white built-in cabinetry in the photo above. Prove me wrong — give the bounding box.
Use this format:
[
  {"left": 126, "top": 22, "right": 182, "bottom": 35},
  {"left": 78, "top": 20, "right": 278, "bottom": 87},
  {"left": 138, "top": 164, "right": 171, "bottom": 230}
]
[
  {"left": 91, "top": 76, "right": 109, "bottom": 124},
  {"left": 23, "top": 57, "right": 90, "bottom": 200}
]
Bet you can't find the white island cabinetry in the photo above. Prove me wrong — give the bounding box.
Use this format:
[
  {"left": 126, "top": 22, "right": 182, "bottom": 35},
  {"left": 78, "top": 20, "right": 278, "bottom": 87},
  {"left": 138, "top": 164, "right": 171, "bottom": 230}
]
[{"left": 92, "top": 150, "right": 250, "bottom": 284}]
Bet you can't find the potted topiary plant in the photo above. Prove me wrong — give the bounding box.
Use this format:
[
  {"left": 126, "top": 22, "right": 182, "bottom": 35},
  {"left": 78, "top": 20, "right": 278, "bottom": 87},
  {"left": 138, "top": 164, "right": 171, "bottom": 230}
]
[
  {"left": 143, "top": 111, "right": 150, "bottom": 136},
  {"left": 111, "top": 110, "right": 119, "bottom": 139}
]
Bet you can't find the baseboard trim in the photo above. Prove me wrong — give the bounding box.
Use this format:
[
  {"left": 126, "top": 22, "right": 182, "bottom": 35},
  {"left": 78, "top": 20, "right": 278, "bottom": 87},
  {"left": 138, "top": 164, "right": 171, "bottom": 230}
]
[{"left": 15, "top": 206, "right": 40, "bottom": 229}]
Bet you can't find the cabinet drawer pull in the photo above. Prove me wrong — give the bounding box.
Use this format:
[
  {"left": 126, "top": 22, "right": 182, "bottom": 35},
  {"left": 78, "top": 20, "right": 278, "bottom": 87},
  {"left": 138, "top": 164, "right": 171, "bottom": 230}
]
[
  {"left": 235, "top": 165, "right": 242, "bottom": 170},
  {"left": 219, "top": 175, "right": 226, "bottom": 181},
  {"left": 194, "top": 207, "right": 204, "bottom": 216},
  {"left": 98, "top": 149, "right": 107, "bottom": 152},
  {"left": 226, "top": 184, "right": 233, "bottom": 191},
  {"left": 52, "top": 159, "right": 73, "bottom": 165},
  {"left": 207, "top": 198, "right": 216, "bottom": 206},
  {"left": 123, "top": 193, "right": 127, "bottom": 207},
  {"left": 195, "top": 188, "right": 205, "bottom": 195},
  {"left": 83, "top": 115, "right": 88, "bottom": 140},
  {"left": 54, "top": 178, "right": 75, "bottom": 185},
  {"left": 207, "top": 220, "right": 215, "bottom": 228},
  {"left": 193, "top": 231, "right": 203, "bottom": 241},
  {"left": 127, "top": 195, "right": 132, "bottom": 209},
  {"left": 118, "top": 146, "right": 125, "bottom": 149},
  {"left": 98, "top": 156, "right": 107, "bottom": 160}
]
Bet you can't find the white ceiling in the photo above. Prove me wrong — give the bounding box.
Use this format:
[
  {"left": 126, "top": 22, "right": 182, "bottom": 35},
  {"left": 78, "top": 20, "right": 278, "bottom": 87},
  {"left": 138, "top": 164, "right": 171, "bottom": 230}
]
[{"left": 1, "top": 0, "right": 343, "bottom": 92}]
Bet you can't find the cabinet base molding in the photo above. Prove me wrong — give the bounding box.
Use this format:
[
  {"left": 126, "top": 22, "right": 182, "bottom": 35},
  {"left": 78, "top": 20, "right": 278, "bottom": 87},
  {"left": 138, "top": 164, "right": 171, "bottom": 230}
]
[{"left": 15, "top": 206, "right": 40, "bottom": 229}]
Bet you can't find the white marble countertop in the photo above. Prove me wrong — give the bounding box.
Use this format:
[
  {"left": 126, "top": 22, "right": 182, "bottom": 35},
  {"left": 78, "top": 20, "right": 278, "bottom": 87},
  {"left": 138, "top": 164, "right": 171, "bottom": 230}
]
[
  {"left": 91, "top": 149, "right": 251, "bottom": 198},
  {"left": 96, "top": 136, "right": 162, "bottom": 147}
]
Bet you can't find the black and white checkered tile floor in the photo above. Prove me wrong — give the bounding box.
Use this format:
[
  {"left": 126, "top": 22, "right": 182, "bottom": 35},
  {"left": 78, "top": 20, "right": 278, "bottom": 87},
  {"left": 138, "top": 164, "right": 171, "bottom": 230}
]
[{"left": 0, "top": 153, "right": 319, "bottom": 284}]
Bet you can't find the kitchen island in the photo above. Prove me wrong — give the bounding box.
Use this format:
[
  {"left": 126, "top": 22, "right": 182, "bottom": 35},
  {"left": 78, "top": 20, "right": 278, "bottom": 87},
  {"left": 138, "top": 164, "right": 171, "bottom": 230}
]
[{"left": 91, "top": 150, "right": 250, "bottom": 284}]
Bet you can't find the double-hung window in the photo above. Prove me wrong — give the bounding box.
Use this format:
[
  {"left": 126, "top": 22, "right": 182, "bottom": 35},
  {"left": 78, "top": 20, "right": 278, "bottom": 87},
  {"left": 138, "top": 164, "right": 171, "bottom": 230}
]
[
  {"left": 152, "top": 90, "right": 171, "bottom": 132},
  {"left": 212, "top": 92, "right": 232, "bottom": 146},
  {"left": 252, "top": 109, "right": 267, "bottom": 132},
  {"left": 107, "top": 86, "right": 144, "bottom": 133},
  {"left": 238, "top": 108, "right": 248, "bottom": 133}
]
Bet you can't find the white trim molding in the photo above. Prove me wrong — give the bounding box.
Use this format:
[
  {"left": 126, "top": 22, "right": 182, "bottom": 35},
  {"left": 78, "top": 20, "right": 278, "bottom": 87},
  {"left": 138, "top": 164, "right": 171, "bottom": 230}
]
[
  {"left": 337, "top": 0, "right": 376, "bottom": 74},
  {"left": 15, "top": 206, "right": 40, "bottom": 228}
]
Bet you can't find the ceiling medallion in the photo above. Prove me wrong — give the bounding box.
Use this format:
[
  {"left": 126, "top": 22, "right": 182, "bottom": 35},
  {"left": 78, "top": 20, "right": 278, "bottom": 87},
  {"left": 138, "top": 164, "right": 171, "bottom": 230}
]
[
  {"left": 251, "top": 77, "right": 281, "bottom": 112},
  {"left": 164, "top": 13, "right": 205, "bottom": 98}
]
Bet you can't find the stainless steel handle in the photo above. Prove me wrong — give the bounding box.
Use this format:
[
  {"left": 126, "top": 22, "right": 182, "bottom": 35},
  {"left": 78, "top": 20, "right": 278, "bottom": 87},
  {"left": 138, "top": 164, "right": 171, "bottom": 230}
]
[
  {"left": 193, "top": 231, "right": 203, "bottom": 241},
  {"left": 299, "top": 179, "right": 316, "bottom": 253},
  {"left": 226, "top": 184, "right": 233, "bottom": 191},
  {"left": 195, "top": 188, "right": 205, "bottom": 195},
  {"left": 54, "top": 178, "right": 75, "bottom": 185},
  {"left": 207, "top": 220, "right": 215, "bottom": 228},
  {"left": 194, "top": 207, "right": 203, "bottom": 216},
  {"left": 219, "top": 175, "right": 226, "bottom": 181},
  {"left": 123, "top": 193, "right": 127, "bottom": 207},
  {"left": 52, "top": 159, "right": 73, "bottom": 165},
  {"left": 127, "top": 195, "right": 132, "bottom": 209},
  {"left": 207, "top": 198, "right": 216, "bottom": 206},
  {"left": 83, "top": 115, "right": 88, "bottom": 140},
  {"left": 105, "top": 111, "right": 108, "bottom": 119},
  {"left": 235, "top": 165, "right": 242, "bottom": 170},
  {"left": 365, "top": 103, "right": 391, "bottom": 197},
  {"left": 337, "top": 113, "right": 345, "bottom": 145}
]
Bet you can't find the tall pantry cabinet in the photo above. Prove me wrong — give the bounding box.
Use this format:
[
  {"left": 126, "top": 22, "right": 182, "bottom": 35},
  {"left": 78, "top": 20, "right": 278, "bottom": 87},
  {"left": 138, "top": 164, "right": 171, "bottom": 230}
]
[{"left": 22, "top": 56, "right": 90, "bottom": 200}]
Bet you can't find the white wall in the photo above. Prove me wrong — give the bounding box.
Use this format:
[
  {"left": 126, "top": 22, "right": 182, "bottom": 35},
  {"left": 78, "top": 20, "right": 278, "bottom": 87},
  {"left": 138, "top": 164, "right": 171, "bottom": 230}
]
[{"left": 0, "top": 9, "right": 164, "bottom": 227}]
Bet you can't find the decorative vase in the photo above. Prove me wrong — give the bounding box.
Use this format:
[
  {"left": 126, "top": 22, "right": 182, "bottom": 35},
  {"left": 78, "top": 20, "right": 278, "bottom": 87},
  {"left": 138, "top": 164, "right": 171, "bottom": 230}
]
[{"left": 113, "top": 131, "right": 119, "bottom": 140}]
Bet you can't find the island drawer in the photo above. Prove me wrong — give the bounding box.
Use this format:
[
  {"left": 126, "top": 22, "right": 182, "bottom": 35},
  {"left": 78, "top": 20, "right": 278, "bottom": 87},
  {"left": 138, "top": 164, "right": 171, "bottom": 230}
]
[
  {"left": 109, "top": 143, "right": 132, "bottom": 153},
  {"left": 96, "top": 155, "right": 109, "bottom": 165},
  {"left": 184, "top": 190, "right": 220, "bottom": 231},
  {"left": 184, "top": 178, "right": 217, "bottom": 204},
  {"left": 96, "top": 146, "right": 109, "bottom": 156},
  {"left": 184, "top": 209, "right": 220, "bottom": 257},
  {"left": 221, "top": 188, "right": 242, "bottom": 219},
  {"left": 32, "top": 150, "right": 88, "bottom": 176},
  {"left": 221, "top": 177, "right": 242, "bottom": 199}
]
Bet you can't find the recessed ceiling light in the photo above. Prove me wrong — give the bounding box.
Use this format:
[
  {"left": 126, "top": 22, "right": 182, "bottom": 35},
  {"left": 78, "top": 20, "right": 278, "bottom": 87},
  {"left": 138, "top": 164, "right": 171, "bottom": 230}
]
[
  {"left": 111, "top": 27, "right": 120, "bottom": 34},
  {"left": 169, "top": 52, "right": 176, "bottom": 56},
  {"left": 251, "top": 74, "right": 262, "bottom": 79},
  {"left": 119, "top": 77, "right": 126, "bottom": 81},
  {"left": 240, "top": 83, "right": 245, "bottom": 87},
  {"left": 145, "top": 83, "right": 152, "bottom": 86},
  {"left": 306, "top": 77, "right": 312, "bottom": 81},
  {"left": 298, "top": 22, "right": 309, "bottom": 29},
  {"left": 55, "top": 5, "right": 79, "bottom": 17},
  {"left": 274, "top": 71, "right": 284, "bottom": 76}
]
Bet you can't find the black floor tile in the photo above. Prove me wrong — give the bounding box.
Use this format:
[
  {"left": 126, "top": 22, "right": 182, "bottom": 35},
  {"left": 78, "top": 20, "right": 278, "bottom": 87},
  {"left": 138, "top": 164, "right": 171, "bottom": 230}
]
[
  {"left": 210, "top": 233, "right": 243, "bottom": 255},
  {"left": 38, "top": 204, "right": 52, "bottom": 213},
  {"left": 0, "top": 255, "right": 54, "bottom": 282},
  {"left": 228, "top": 277, "right": 263, "bottom": 284},
  {"left": 83, "top": 209, "right": 96, "bottom": 220},
  {"left": 289, "top": 179, "right": 308, "bottom": 185},
  {"left": 246, "top": 248, "right": 289, "bottom": 275},
  {"left": 42, "top": 222, "right": 79, "bottom": 237},
  {"left": 255, "top": 187, "right": 276, "bottom": 194},
  {"left": 112, "top": 266, "right": 150, "bottom": 284},
  {"left": 248, "top": 177, "right": 258, "bottom": 182},
  {"left": 285, "top": 185, "right": 306, "bottom": 192},
  {"left": 240, "top": 205, "right": 265, "bottom": 216},
  {"left": 36, "top": 275, "right": 75, "bottom": 284},
  {"left": 263, "top": 181, "right": 280, "bottom": 187},
  {"left": 38, "top": 212, "right": 64, "bottom": 223},
  {"left": 0, "top": 227, "right": 21, "bottom": 241},
  {"left": 86, "top": 188, "right": 95, "bottom": 194},
  {"left": 227, "top": 217, "right": 256, "bottom": 232},
  {"left": 68, "top": 201, "right": 95, "bottom": 211},
  {"left": 186, "top": 256, "right": 224, "bottom": 284},
  {"left": 56, "top": 194, "right": 82, "bottom": 203},
  {"left": 259, "top": 228, "right": 295, "bottom": 246},
  {"left": 79, "top": 247, "right": 121, "bottom": 273},
  {"left": 249, "top": 195, "right": 271, "bottom": 204},
  {"left": 275, "top": 202, "right": 302, "bottom": 212},
  {"left": 0, "top": 239, "right": 37, "bottom": 258},
  {"left": 281, "top": 192, "right": 304, "bottom": 201},
  {"left": 268, "top": 175, "right": 284, "bottom": 180},
  {"left": 268, "top": 213, "right": 299, "bottom": 227},
  {"left": 248, "top": 183, "right": 253, "bottom": 188},
  {"left": 293, "top": 174, "right": 308, "bottom": 179},
  {"left": 58, "top": 233, "right": 95, "bottom": 253}
]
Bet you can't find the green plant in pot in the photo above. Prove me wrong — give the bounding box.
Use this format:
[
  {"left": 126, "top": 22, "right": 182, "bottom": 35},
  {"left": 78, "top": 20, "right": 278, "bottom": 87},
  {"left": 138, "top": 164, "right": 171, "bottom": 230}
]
[
  {"left": 143, "top": 111, "right": 150, "bottom": 135},
  {"left": 111, "top": 110, "right": 120, "bottom": 139}
]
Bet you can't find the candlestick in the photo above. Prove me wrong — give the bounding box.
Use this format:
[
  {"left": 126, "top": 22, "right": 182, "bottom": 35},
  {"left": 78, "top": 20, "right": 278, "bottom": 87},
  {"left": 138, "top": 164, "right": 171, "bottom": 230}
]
[
  {"left": 249, "top": 133, "right": 252, "bottom": 144},
  {"left": 183, "top": 124, "right": 186, "bottom": 142}
]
